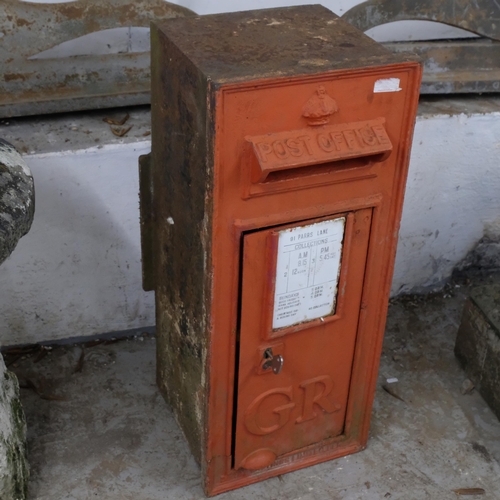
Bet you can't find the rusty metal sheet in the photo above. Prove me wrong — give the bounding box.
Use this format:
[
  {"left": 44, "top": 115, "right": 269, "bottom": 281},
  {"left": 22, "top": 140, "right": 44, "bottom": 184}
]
[
  {"left": 387, "top": 38, "right": 500, "bottom": 93},
  {"left": 0, "top": 0, "right": 194, "bottom": 118},
  {"left": 343, "top": 0, "right": 500, "bottom": 41},
  {"left": 343, "top": 0, "right": 500, "bottom": 94}
]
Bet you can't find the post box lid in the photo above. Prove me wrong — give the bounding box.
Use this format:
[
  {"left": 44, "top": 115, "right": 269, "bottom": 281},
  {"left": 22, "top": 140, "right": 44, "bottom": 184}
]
[{"left": 154, "top": 5, "right": 417, "bottom": 84}]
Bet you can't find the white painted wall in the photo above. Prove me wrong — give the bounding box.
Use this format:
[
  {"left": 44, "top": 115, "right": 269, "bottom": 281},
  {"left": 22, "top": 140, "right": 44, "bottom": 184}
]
[
  {"left": 394, "top": 111, "right": 500, "bottom": 294},
  {"left": 1, "top": 106, "right": 499, "bottom": 346},
  {"left": 0, "top": 1, "right": 497, "bottom": 346},
  {"left": 0, "top": 143, "right": 155, "bottom": 346}
]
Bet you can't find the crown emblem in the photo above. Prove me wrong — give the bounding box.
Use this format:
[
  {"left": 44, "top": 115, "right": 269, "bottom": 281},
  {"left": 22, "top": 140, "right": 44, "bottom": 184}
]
[{"left": 302, "top": 86, "right": 338, "bottom": 126}]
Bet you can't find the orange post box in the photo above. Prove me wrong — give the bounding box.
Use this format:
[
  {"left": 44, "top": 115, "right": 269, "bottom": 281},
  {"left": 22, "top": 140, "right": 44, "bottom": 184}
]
[{"left": 141, "top": 5, "right": 421, "bottom": 496}]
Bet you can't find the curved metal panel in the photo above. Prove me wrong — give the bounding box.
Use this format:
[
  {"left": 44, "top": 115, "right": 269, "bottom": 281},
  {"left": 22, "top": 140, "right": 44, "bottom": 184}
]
[
  {"left": 343, "top": 0, "right": 500, "bottom": 94},
  {"left": 343, "top": 0, "right": 500, "bottom": 41},
  {"left": 0, "top": 0, "right": 195, "bottom": 118}
]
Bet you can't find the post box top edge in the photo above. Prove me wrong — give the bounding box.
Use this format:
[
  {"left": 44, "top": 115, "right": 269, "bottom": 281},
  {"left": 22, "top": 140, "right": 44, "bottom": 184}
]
[{"left": 152, "top": 5, "right": 414, "bottom": 84}]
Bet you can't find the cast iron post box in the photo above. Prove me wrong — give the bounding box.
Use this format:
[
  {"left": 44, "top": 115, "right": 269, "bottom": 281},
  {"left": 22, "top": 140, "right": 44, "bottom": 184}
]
[{"left": 141, "top": 5, "right": 421, "bottom": 495}]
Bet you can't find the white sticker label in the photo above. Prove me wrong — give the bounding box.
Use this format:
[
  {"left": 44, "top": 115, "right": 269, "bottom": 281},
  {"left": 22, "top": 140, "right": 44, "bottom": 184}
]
[
  {"left": 272, "top": 218, "right": 345, "bottom": 330},
  {"left": 373, "top": 78, "right": 402, "bottom": 93}
]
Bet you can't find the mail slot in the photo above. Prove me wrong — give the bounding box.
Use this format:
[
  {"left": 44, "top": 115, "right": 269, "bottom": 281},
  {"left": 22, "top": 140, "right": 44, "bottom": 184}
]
[{"left": 141, "top": 5, "right": 421, "bottom": 496}]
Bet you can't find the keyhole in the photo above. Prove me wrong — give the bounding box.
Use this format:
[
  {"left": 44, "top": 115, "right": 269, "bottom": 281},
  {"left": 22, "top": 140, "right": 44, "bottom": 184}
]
[{"left": 262, "top": 348, "right": 284, "bottom": 374}]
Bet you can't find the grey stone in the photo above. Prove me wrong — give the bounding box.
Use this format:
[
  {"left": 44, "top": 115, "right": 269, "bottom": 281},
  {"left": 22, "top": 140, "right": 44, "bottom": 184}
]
[
  {"left": 455, "top": 284, "right": 500, "bottom": 420},
  {"left": 0, "top": 355, "right": 29, "bottom": 500},
  {"left": 0, "top": 139, "right": 35, "bottom": 265},
  {"left": 458, "top": 236, "right": 500, "bottom": 273}
]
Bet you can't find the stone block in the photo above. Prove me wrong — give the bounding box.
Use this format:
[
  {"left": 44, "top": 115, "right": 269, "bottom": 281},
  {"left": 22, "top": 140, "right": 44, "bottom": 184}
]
[
  {"left": 0, "top": 138, "right": 35, "bottom": 266},
  {"left": 455, "top": 285, "right": 500, "bottom": 420},
  {"left": 0, "top": 355, "right": 29, "bottom": 499}
]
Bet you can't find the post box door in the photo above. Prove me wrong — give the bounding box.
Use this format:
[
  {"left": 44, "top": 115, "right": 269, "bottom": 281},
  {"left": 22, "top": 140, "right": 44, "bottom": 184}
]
[{"left": 234, "top": 208, "right": 372, "bottom": 470}]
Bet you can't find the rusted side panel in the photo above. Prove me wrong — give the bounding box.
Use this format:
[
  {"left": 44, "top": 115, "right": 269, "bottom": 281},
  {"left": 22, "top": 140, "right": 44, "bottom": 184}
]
[{"left": 150, "top": 24, "right": 213, "bottom": 465}]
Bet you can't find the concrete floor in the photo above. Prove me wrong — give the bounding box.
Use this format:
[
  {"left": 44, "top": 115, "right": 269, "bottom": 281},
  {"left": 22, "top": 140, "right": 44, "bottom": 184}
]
[{"left": 6, "top": 272, "right": 500, "bottom": 499}]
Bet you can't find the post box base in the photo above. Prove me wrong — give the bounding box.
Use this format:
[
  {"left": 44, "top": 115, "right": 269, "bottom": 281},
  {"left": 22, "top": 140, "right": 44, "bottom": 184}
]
[{"left": 206, "top": 442, "right": 366, "bottom": 496}]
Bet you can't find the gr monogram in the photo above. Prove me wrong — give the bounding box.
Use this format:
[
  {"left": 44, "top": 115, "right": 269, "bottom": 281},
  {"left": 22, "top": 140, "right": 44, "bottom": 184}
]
[{"left": 244, "top": 375, "right": 341, "bottom": 436}]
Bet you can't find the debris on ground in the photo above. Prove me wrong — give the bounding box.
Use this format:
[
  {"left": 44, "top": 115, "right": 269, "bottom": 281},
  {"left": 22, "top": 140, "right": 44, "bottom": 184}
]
[
  {"left": 74, "top": 348, "right": 85, "bottom": 374},
  {"left": 19, "top": 378, "right": 66, "bottom": 402},
  {"left": 103, "top": 113, "right": 129, "bottom": 126},
  {"left": 382, "top": 378, "right": 406, "bottom": 403},
  {"left": 452, "top": 488, "right": 486, "bottom": 496},
  {"left": 461, "top": 379, "right": 475, "bottom": 395},
  {"left": 102, "top": 113, "right": 132, "bottom": 137},
  {"left": 110, "top": 125, "right": 133, "bottom": 137}
]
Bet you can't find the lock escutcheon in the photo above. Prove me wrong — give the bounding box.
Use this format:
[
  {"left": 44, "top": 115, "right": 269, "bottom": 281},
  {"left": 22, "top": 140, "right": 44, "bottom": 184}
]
[{"left": 262, "top": 348, "right": 284, "bottom": 374}]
